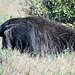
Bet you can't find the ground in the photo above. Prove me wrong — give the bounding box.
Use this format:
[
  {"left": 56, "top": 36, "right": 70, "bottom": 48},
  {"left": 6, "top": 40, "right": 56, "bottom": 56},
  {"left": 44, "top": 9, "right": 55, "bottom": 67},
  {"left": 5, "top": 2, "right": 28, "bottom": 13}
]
[
  {"left": 0, "top": 49, "right": 75, "bottom": 75},
  {"left": 0, "top": 0, "right": 31, "bottom": 17}
]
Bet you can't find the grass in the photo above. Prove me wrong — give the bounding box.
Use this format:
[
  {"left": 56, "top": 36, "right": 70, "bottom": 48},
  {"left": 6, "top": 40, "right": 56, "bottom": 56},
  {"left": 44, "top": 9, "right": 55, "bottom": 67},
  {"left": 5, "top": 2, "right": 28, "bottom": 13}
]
[
  {"left": 0, "top": 13, "right": 11, "bottom": 25},
  {"left": 0, "top": 48, "right": 75, "bottom": 75}
]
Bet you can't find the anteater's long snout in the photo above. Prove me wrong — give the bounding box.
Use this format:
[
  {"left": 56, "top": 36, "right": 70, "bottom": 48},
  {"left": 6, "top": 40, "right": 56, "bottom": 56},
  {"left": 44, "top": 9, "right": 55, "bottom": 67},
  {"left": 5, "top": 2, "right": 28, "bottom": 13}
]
[{"left": 0, "top": 25, "right": 2, "bottom": 37}]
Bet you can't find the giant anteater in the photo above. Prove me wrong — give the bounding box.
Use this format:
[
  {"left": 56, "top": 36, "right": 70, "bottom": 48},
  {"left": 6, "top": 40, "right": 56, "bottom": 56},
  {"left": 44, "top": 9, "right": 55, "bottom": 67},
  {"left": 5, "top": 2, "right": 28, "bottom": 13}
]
[{"left": 0, "top": 16, "right": 75, "bottom": 56}]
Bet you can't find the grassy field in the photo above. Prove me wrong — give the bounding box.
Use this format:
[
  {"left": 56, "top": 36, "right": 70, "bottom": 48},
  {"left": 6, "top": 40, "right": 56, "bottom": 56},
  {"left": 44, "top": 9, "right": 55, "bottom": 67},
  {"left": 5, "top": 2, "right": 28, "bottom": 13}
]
[
  {"left": 0, "top": 13, "right": 75, "bottom": 75},
  {"left": 0, "top": 49, "right": 75, "bottom": 75}
]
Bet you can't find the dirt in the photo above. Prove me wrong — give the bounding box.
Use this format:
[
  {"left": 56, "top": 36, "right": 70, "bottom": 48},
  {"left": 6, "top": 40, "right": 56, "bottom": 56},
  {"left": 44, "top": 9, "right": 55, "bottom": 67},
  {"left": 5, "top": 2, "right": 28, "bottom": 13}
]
[{"left": 0, "top": 0, "right": 31, "bottom": 16}]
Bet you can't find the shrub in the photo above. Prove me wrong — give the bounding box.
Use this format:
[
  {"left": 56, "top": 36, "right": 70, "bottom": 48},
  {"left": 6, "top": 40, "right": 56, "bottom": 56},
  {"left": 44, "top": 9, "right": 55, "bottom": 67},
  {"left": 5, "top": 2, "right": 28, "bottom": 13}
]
[{"left": 29, "top": 0, "right": 75, "bottom": 24}]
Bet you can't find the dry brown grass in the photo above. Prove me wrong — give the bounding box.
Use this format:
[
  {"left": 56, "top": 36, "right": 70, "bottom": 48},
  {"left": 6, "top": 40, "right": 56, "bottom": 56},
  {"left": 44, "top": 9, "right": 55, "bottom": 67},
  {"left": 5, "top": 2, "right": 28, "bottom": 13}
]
[
  {"left": 0, "top": 0, "right": 28, "bottom": 17},
  {"left": 0, "top": 49, "right": 75, "bottom": 75}
]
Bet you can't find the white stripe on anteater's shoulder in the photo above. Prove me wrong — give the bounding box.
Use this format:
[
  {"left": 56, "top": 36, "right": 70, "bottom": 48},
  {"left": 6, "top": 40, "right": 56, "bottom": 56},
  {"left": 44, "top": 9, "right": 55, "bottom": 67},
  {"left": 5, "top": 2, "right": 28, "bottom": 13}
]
[{"left": 4, "top": 24, "right": 15, "bottom": 48}]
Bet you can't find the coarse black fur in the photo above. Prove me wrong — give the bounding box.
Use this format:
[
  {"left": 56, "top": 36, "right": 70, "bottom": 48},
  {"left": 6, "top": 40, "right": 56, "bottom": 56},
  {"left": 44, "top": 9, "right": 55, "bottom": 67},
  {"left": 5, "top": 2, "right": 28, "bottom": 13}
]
[{"left": 0, "top": 16, "right": 75, "bottom": 56}]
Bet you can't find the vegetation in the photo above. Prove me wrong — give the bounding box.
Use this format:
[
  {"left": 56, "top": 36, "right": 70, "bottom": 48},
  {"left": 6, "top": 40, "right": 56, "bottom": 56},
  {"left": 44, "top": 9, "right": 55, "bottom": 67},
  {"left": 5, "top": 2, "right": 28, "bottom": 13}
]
[
  {"left": 29, "top": 0, "right": 75, "bottom": 24},
  {"left": 0, "top": 13, "right": 11, "bottom": 25},
  {"left": 0, "top": 48, "right": 75, "bottom": 75}
]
